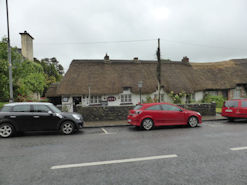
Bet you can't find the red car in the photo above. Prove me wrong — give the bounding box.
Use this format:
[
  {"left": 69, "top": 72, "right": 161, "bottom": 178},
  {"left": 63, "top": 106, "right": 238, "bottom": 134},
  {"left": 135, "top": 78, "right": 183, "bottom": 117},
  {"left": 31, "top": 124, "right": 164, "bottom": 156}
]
[
  {"left": 127, "top": 103, "right": 202, "bottom": 130},
  {"left": 221, "top": 99, "right": 247, "bottom": 121}
]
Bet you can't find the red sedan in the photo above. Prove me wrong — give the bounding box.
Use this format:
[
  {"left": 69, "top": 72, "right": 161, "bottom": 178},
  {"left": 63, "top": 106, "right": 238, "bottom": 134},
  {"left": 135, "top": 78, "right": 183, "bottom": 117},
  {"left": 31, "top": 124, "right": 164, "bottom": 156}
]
[{"left": 127, "top": 103, "right": 202, "bottom": 130}]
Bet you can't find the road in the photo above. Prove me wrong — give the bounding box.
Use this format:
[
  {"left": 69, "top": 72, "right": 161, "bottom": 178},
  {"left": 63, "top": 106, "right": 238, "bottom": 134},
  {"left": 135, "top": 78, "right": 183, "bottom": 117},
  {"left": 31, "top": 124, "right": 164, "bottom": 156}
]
[{"left": 1, "top": 120, "right": 247, "bottom": 185}]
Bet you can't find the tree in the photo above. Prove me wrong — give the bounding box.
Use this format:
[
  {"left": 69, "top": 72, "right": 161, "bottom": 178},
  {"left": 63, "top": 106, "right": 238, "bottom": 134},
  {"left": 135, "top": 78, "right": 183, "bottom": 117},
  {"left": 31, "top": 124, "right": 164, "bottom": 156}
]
[{"left": 34, "top": 57, "right": 64, "bottom": 96}]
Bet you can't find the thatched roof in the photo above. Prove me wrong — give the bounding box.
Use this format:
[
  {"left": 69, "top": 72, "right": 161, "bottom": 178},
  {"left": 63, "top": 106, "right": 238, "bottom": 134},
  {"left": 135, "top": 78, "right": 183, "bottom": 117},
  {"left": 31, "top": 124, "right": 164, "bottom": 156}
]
[
  {"left": 56, "top": 58, "right": 247, "bottom": 95},
  {"left": 45, "top": 83, "right": 60, "bottom": 97}
]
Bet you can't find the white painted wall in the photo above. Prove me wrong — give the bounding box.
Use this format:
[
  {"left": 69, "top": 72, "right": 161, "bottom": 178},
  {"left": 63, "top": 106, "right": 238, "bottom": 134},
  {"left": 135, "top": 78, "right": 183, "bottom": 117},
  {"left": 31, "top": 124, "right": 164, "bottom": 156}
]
[
  {"left": 195, "top": 91, "right": 204, "bottom": 102},
  {"left": 62, "top": 96, "right": 73, "bottom": 112}
]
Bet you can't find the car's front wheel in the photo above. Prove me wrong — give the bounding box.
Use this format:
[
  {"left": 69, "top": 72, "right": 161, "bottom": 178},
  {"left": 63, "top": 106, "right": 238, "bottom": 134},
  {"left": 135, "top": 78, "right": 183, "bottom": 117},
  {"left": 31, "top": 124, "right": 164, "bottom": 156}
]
[
  {"left": 142, "top": 118, "right": 154, "bottom": 130},
  {"left": 188, "top": 116, "right": 198, "bottom": 127},
  {"left": 0, "top": 123, "right": 15, "bottom": 138},
  {"left": 60, "top": 121, "right": 75, "bottom": 135}
]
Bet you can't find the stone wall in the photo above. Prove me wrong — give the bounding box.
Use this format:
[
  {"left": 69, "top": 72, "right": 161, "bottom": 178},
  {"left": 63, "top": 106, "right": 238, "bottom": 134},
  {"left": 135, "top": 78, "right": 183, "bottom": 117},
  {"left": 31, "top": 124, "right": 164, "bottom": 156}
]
[
  {"left": 178, "top": 103, "right": 216, "bottom": 116},
  {"left": 75, "top": 103, "right": 216, "bottom": 122}
]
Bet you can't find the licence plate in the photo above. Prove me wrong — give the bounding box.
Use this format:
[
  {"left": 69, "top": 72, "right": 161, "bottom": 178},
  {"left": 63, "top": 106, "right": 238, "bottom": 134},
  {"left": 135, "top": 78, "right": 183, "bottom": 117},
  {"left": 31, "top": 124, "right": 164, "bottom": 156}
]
[{"left": 225, "top": 109, "right": 232, "bottom": 112}]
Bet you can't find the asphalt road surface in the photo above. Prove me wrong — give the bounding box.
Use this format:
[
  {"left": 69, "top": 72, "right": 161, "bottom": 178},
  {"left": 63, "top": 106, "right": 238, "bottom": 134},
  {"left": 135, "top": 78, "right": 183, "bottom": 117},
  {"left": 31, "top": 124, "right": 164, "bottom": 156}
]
[{"left": 1, "top": 120, "right": 247, "bottom": 185}]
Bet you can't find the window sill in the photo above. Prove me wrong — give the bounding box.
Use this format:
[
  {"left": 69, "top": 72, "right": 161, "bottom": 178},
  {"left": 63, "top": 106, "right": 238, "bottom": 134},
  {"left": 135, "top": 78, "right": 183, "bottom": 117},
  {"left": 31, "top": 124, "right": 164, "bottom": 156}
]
[{"left": 120, "top": 103, "right": 133, "bottom": 105}]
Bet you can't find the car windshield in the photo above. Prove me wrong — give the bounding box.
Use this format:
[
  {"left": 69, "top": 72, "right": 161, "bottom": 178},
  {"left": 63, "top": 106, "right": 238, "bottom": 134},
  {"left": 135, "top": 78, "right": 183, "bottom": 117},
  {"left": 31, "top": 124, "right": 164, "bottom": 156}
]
[
  {"left": 48, "top": 104, "right": 61, "bottom": 113},
  {"left": 133, "top": 105, "right": 143, "bottom": 110},
  {"left": 225, "top": 101, "right": 238, "bottom": 108}
]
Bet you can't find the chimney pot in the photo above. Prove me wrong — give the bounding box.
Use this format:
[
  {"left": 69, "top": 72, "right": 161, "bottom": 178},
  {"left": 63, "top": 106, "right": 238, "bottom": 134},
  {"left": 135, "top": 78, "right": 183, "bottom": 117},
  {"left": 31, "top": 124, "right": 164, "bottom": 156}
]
[
  {"left": 104, "top": 53, "right": 110, "bottom": 63},
  {"left": 133, "top": 57, "right": 139, "bottom": 63},
  {"left": 182, "top": 56, "right": 189, "bottom": 63}
]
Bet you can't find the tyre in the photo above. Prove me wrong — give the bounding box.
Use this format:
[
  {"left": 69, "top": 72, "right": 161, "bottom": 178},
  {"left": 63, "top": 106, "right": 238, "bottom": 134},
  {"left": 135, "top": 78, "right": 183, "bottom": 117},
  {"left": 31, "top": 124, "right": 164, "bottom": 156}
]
[
  {"left": 188, "top": 116, "right": 198, "bottom": 128},
  {"left": 0, "top": 123, "right": 15, "bottom": 138},
  {"left": 60, "top": 121, "right": 75, "bottom": 135},
  {"left": 141, "top": 118, "right": 154, "bottom": 131}
]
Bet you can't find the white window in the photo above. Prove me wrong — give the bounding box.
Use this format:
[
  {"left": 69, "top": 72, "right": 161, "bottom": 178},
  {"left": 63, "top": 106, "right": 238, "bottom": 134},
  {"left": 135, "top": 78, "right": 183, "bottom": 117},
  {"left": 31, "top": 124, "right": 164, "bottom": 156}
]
[
  {"left": 90, "top": 96, "right": 101, "bottom": 104},
  {"left": 154, "top": 94, "right": 164, "bottom": 102},
  {"left": 121, "top": 94, "right": 132, "bottom": 103},
  {"left": 233, "top": 87, "right": 241, "bottom": 99}
]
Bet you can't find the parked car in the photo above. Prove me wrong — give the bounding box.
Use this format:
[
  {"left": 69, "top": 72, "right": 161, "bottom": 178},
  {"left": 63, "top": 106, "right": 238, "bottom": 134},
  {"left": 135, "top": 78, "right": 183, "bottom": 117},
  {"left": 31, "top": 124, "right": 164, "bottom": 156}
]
[
  {"left": 127, "top": 103, "right": 202, "bottom": 130},
  {"left": 221, "top": 99, "right": 247, "bottom": 121},
  {"left": 0, "top": 102, "right": 84, "bottom": 138}
]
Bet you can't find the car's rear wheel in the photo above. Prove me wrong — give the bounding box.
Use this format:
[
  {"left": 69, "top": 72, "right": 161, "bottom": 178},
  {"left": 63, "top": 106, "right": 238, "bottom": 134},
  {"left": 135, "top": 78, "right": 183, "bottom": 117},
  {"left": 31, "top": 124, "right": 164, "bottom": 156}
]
[
  {"left": 142, "top": 118, "right": 154, "bottom": 130},
  {"left": 0, "top": 123, "right": 15, "bottom": 138},
  {"left": 60, "top": 121, "right": 75, "bottom": 135},
  {"left": 188, "top": 116, "right": 198, "bottom": 127}
]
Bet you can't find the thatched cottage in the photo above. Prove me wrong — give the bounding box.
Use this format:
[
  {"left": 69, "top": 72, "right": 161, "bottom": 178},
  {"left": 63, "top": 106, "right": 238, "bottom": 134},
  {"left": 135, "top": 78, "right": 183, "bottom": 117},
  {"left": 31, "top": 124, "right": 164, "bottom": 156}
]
[{"left": 47, "top": 56, "right": 247, "bottom": 112}]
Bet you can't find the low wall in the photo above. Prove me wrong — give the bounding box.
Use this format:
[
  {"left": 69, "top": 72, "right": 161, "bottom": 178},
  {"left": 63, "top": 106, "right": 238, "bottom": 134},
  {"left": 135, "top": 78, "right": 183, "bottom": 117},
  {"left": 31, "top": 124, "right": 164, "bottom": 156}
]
[
  {"left": 75, "top": 103, "right": 216, "bottom": 122},
  {"left": 178, "top": 103, "right": 216, "bottom": 116}
]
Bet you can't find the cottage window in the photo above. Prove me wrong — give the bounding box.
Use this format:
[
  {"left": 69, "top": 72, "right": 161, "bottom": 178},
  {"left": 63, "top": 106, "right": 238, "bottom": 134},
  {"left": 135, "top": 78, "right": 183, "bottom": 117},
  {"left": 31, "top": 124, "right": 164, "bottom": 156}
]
[
  {"left": 121, "top": 94, "right": 132, "bottom": 103},
  {"left": 233, "top": 87, "right": 241, "bottom": 99},
  {"left": 154, "top": 94, "right": 164, "bottom": 102},
  {"left": 90, "top": 96, "right": 101, "bottom": 104}
]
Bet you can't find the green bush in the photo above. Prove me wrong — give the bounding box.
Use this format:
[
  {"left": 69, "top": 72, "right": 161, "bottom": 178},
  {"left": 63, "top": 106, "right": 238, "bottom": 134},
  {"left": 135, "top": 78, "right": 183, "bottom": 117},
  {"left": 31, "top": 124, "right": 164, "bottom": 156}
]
[{"left": 202, "top": 94, "right": 225, "bottom": 108}]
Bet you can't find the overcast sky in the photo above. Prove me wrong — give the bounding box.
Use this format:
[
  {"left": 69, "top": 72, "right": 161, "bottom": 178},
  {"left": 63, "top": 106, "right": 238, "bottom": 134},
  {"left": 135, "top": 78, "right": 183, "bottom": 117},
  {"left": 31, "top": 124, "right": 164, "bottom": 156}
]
[{"left": 0, "top": 0, "right": 247, "bottom": 71}]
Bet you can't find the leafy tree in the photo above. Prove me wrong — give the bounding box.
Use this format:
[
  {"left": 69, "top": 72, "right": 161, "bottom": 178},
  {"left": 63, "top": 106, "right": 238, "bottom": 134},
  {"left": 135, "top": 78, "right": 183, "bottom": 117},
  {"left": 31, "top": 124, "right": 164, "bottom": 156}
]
[{"left": 34, "top": 57, "right": 64, "bottom": 96}]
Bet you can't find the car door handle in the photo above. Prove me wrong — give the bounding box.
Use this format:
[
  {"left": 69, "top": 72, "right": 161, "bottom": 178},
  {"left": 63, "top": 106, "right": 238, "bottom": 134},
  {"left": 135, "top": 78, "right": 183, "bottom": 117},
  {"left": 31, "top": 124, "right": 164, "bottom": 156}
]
[
  {"left": 33, "top": 116, "right": 40, "bottom": 118},
  {"left": 10, "top": 115, "right": 16, "bottom": 118}
]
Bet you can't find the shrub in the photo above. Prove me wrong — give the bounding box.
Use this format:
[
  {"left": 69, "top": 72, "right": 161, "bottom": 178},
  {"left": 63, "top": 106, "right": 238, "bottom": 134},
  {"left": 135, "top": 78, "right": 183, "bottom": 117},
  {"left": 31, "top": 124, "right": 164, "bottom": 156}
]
[
  {"left": 168, "top": 91, "right": 186, "bottom": 104},
  {"left": 202, "top": 94, "right": 225, "bottom": 108}
]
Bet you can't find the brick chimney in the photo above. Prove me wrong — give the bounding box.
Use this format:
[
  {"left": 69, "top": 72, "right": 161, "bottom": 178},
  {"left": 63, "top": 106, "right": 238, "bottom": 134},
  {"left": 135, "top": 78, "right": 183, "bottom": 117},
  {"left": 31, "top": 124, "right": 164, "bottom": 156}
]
[
  {"left": 19, "top": 31, "right": 34, "bottom": 61},
  {"left": 182, "top": 56, "right": 189, "bottom": 63},
  {"left": 133, "top": 57, "right": 139, "bottom": 63},
  {"left": 104, "top": 53, "right": 110, "bottom": 63}
]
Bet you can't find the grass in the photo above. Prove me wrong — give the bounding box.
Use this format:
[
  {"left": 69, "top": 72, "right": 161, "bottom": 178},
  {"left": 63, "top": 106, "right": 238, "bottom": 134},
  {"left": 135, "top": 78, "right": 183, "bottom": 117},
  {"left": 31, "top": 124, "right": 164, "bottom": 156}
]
[
  {"left": 216, "top": 107, "right": 222, "bottom": 113},
  {"left": 0, "top": 102, "right": 7, "bottom": 109}
]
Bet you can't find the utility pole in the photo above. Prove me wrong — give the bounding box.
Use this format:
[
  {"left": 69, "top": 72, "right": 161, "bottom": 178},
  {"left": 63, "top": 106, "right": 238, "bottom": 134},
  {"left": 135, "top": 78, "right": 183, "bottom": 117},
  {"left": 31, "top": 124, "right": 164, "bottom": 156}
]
[
  {"left": 156, "top": 38, "right": 161, "bottom": 102},
  {"left": 6, "top": 0, "right": 13, "bottom": 102}
]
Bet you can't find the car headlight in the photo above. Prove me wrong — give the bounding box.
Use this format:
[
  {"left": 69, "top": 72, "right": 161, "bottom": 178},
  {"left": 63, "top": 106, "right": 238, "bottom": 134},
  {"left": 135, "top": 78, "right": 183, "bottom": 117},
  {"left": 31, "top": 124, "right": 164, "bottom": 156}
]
[
  {"left": 196, "top": 112, "right": 201, "bottom": 116},
  {"left": 55, "top": 113, "right": 63, "bottom": 119},
  {"left": 72, "top": 114, "right": 81, "bottom": 120}
]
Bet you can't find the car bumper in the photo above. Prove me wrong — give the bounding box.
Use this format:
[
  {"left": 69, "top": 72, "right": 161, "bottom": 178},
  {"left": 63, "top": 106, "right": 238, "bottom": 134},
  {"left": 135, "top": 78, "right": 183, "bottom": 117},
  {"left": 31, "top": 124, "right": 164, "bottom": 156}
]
[
  {"left": 75, "top": 120, "right": 84, "bottom": 129},
  {"left": 127, "top": 116, "right": 140, "bottom": 126}
]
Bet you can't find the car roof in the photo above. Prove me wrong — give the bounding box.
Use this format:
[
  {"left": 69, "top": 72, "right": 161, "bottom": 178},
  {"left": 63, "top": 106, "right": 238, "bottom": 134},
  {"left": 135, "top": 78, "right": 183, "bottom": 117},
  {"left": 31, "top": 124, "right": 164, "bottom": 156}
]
[{"left": 4, "top": 102, "right": 53, "bottom": 106}]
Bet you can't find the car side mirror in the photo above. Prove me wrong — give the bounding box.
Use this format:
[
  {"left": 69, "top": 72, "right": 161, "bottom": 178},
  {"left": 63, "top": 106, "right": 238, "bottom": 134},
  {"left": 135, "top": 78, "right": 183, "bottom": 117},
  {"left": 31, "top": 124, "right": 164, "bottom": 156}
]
[{"left": 48, "top": 111, "right": 53, "bottom": 115}]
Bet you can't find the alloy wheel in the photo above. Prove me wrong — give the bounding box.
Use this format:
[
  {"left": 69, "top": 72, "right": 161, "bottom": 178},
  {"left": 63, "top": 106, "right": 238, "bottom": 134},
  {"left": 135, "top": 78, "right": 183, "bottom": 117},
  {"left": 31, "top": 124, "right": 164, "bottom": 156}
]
[
  {"left": 142, "top": 119, "right": 154, "bottom": 130},
  {"left": 61, "top": 122, "right": 74, "bottom": 135},
  {"left": 188, "top": 117, "right": 198, "bottom": 127},
  {"left": 0, "top": 124, "right": 13, "bottom": 138}
]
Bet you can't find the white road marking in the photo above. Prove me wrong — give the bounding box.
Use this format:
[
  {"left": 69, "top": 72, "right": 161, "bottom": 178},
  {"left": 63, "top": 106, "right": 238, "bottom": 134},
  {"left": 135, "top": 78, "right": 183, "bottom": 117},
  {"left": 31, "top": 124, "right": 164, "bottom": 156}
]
[
  {"left": 51, "top": 154, "right": 178, "bottom": 170},
  {"left": 230, "top": 146, "right": 247, "bottom": 151},
  {"left": 203, "top": 123, "right": 223, "bottom": 127},
  {"left": 101, "top": 128, "right": 109, "bottom": 134},
  {"left": 101, "top": 128, "right": 115, "bottom": 135}
]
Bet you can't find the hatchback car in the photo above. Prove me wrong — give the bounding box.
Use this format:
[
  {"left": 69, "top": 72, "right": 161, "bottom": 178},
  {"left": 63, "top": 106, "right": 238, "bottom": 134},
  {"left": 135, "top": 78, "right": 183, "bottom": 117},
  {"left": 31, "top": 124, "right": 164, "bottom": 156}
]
[
  {"left": 221, "top": 99, "right": 247, "bottom": 121},
  {"left": 127, "top": 103, "right": 202, "bottom": 130},
  {"left": 0, "top": 102, "right": 84, "bottom": 138}
]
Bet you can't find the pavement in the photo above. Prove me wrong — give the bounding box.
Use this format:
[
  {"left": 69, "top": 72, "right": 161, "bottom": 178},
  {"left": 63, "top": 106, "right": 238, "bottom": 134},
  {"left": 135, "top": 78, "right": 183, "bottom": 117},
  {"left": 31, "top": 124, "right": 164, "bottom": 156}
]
[{"left": 84, "top": 113, "right": 226, "bottom": 127}]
